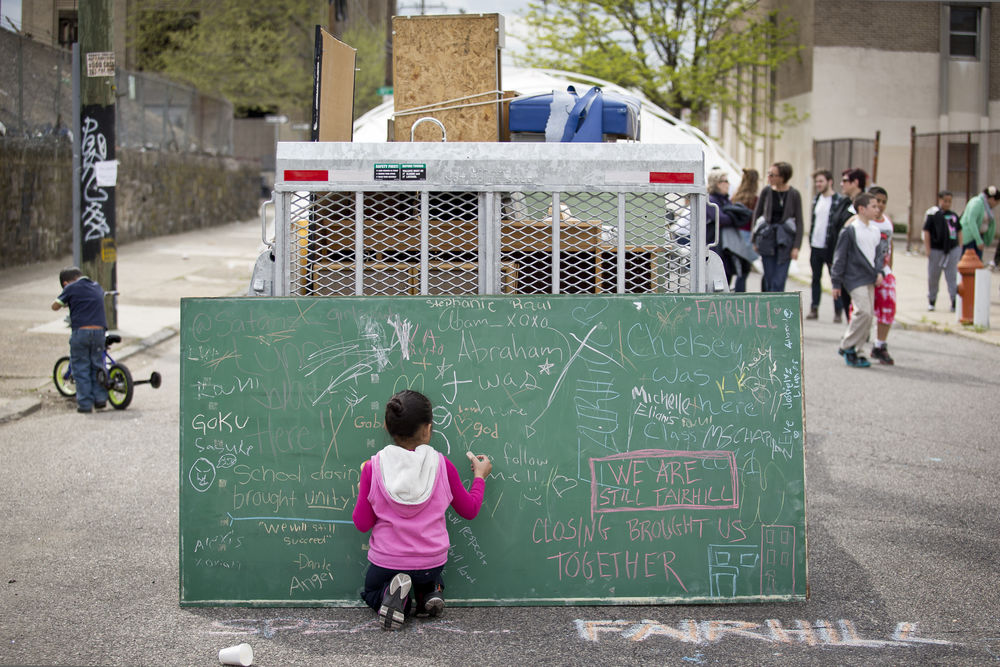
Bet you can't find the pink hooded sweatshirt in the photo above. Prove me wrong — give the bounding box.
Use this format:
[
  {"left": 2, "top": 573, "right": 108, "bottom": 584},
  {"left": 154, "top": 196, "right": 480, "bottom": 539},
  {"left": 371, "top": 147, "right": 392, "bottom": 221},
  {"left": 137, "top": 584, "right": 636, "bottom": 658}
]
[{"left": 353, "top": 444, "right": 485, "bottom": 570}]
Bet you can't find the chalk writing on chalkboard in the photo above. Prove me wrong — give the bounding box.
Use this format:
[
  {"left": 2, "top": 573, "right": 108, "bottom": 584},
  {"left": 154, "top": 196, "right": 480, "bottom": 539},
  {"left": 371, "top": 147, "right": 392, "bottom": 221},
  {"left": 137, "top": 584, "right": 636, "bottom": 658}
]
[{"left": 179, "top": 294, "right": 806, "bottom": 606}]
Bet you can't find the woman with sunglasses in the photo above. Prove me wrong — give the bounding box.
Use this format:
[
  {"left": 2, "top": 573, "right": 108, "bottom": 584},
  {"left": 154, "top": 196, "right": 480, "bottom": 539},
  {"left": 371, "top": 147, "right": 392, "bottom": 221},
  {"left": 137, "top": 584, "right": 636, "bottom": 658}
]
[{"left": 752, "top": 162, "right": 804, "bottom": 292}]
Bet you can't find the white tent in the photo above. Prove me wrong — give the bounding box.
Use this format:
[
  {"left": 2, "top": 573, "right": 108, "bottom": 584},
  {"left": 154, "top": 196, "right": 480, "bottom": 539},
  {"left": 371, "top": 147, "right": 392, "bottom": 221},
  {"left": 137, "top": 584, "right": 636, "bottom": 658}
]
[{"left": 353, "top": 66, "right": 742, "bottom": 185}]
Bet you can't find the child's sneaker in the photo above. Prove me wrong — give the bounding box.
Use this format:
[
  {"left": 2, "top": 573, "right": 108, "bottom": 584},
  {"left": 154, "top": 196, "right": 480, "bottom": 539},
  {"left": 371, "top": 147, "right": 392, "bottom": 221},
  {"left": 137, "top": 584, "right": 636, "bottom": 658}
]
[
  {"left": 422, "top": 583, "right": 445, "bottom": 617},
  {"left": 871, "top": 344, "right": 894, "bottom": 365},
  {"left": 379, "top": 573, "right": 411, "bottom": 630},
  {"left": 839, "top": 347, "right": 870, "bottom": 368}
]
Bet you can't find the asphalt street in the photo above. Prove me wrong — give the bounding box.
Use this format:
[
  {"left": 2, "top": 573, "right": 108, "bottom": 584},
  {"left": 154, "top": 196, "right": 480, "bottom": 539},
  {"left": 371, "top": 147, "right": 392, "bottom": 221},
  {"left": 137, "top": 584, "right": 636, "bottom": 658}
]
[{"left": 1, "top": 220, "right": 1000, "bottom": 665}]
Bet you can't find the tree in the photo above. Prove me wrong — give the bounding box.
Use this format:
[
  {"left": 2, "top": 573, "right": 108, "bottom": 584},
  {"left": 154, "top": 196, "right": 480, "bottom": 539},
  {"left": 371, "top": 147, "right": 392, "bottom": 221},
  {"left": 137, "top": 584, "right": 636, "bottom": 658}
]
[
  {"left": 132, "top": 1, "right": 327, "bottom": 117},
  {"left": 341, "top": 22, "right": 387, "bottom": 121},
  {"left": 517, "top": 0, "right": 802, "bottom": 144}
]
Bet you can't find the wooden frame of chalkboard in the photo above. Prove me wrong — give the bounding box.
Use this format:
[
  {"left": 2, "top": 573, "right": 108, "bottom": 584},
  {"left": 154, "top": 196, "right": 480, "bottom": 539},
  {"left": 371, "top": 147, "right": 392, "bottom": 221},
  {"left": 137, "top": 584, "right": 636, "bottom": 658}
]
[{"left": 180, "top": 293, "right": 807, "bottom": 606}]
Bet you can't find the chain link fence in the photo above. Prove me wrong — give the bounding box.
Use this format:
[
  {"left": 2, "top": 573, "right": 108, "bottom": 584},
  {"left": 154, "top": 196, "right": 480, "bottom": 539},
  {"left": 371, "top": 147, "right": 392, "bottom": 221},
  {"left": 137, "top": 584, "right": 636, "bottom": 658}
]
[{"left": 0, "top": 28, "right": 232, "bottom": 155}]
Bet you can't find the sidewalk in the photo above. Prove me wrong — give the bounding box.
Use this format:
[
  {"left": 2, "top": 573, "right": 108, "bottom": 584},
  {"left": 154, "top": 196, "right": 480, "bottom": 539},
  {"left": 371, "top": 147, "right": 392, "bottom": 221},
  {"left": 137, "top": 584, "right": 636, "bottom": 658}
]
[
  {"left": 788, "top": 236, "right": 1000, "bottom": 347},
  {"left": 2, "top": 226, "right": 998, "bottom": 424},
  {"left": 0, "top": 218, "right": 266, "bottom": 423}
]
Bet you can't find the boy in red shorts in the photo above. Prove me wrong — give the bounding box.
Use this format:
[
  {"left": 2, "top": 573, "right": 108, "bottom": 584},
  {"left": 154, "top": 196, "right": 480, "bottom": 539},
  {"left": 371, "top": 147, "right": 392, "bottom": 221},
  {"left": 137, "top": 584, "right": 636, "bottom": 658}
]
[{"left": 868, "top": 186, "right": 896, "bottom": 365}]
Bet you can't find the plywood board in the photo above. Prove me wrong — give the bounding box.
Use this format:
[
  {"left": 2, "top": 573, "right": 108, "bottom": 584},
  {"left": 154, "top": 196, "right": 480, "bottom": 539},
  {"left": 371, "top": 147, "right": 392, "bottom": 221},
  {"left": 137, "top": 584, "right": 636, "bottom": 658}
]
[{"left": 392, "top": 14, "right": 503, "bottom": 142}]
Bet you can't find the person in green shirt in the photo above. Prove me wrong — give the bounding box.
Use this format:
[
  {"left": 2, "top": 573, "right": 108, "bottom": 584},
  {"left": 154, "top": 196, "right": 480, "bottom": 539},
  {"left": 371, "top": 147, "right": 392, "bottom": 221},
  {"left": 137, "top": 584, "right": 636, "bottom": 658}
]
[{"left": 959, "top": 185, "right": 1000, "bottom": 261}]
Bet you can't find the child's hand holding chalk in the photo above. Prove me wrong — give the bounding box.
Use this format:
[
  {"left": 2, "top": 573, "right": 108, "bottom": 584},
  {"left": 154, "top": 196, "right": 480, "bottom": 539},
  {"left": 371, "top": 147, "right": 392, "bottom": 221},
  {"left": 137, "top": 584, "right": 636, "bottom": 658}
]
[{"left": 467, "top": 451, "right": 493, "bottom": 479}]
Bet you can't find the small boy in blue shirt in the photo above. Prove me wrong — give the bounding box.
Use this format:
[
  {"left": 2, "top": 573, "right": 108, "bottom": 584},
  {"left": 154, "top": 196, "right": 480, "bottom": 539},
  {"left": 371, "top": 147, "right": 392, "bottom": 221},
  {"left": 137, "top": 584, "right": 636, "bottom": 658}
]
[{"left": 51, "top": 267, "right": 108, "bottom": 412}]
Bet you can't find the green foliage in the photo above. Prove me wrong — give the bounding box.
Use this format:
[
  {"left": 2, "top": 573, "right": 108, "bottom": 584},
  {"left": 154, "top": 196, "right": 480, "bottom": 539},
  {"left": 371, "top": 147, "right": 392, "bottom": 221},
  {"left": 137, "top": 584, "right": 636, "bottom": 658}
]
[
  {"left": 340, "top": 22, "right": 387, "bottom": 121},
  {"left": 518, "top": 0, "right": 802, "bottom": 144},
  {"left": 131, "top": 1, "right": 326, "bottom": 116}
]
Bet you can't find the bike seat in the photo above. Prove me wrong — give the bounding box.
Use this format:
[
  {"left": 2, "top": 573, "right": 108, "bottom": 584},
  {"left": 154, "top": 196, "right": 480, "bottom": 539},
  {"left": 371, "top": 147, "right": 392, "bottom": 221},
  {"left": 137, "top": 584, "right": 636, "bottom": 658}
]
[{"left": 105, "top": 334, "right": 122, "bottom": 346}]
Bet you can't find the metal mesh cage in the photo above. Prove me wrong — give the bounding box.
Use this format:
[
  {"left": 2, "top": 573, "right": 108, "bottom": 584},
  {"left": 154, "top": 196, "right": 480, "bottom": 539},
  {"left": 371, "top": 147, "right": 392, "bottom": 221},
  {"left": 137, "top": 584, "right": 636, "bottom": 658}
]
[
  {"left": 283, "top": 188, "right": 695, "bottom": 296},
  {"left": 273, "top": 142, "right": 706, "bottom": 296}
]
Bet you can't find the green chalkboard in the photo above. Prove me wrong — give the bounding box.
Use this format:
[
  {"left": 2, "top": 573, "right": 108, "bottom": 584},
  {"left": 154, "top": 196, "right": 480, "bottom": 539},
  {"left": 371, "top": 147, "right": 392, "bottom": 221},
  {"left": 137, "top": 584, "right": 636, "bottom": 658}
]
[{"left": 179, "top": 294, "right": 806, "bottom": 606}]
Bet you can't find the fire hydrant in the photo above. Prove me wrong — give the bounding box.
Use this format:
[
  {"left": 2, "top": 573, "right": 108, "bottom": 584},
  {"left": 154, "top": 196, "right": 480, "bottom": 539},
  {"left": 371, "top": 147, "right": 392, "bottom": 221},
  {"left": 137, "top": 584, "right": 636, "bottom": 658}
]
[{"left": 957, "top": 248, "right": 984, "bottom": 323}]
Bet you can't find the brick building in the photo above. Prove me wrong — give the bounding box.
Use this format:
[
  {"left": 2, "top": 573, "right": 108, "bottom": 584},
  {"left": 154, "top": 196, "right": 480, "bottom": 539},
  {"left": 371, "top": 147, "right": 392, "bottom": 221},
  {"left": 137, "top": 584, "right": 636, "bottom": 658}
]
[{"left": 720, "top": 0, "right": 999, "bottom": 227}]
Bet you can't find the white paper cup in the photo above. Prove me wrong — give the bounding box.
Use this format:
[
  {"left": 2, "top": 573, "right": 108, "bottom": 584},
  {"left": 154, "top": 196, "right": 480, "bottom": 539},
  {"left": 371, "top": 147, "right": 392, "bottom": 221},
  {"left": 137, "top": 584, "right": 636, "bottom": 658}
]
[{"left": 218, "top": 642, "right": 253, "bottom": 666}]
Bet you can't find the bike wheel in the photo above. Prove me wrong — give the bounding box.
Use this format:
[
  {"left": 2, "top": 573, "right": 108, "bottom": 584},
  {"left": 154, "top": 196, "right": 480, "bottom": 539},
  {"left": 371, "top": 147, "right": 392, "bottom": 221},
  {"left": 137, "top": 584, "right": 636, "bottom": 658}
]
[
  {"left": 106, "top": 364, "right": 134, "bottom": 410},
  {"left": 53, "top": 356, "right": 76, "bottom": 397}
]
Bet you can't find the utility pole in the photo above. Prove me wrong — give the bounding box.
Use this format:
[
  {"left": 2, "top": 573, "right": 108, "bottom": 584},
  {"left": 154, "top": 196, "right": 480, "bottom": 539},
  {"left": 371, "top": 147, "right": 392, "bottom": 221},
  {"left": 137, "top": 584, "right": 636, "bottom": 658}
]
[{"left": 78, "top": 0, "right": 118, "bottom": 329}]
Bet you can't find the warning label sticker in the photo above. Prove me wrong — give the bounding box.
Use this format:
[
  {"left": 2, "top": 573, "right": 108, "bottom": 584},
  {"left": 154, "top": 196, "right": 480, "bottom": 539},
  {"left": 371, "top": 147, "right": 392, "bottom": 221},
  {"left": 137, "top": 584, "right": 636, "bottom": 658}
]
[
  {"left": 374, "top": 163, "right": 427, "bottom": 181},
  {"left": 401, "top": 164, "right": 426, "bottom": 181},
  {"left": 374, "top": 164, "right": 400, "bottom": 180}
]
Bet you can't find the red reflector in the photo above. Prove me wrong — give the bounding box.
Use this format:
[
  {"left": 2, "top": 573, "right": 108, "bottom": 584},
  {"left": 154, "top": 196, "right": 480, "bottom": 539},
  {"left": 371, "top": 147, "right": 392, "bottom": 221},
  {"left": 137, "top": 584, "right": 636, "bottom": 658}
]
[
  {"left": 649, "top": 172, "right": 695, "bottom": 184},
  {"left": 284, "top": 169, "right": 328, "bottom": 181}
]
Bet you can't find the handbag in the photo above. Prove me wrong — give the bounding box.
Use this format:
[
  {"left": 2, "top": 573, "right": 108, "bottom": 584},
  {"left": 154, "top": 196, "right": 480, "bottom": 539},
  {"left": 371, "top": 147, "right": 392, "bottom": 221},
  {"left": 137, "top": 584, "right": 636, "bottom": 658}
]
[{"left": 752, "top": 216, "right": 777, "bottom": 256}]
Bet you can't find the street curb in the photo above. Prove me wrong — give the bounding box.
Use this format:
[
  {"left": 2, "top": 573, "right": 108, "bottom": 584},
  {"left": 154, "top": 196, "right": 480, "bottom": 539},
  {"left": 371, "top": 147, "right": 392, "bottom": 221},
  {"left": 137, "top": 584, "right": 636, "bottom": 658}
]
[
  {"left": 788, "top": 268, "right": 1000, "bottom": 347},
  {"left": 114, "top": 326, "right": 179, "bottom": 362},
  {"left": 894, "top": 316, "right": 1000, "bottom": 346},
  {"left": 0, "top": 325, "right": 179, "bottom": 426},
  {"left": 0, "top": 397, "right": 42, "bottom": 424}
]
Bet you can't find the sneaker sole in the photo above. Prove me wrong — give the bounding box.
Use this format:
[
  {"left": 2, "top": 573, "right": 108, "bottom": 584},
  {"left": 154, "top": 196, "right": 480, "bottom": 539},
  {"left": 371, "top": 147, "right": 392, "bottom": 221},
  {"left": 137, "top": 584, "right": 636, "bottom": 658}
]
[
  {"left": 379, "top": 574, "right": 411, "bottom": 630},
  {"left": 423, "top": 596, "right": 445, "bottom": 617}
]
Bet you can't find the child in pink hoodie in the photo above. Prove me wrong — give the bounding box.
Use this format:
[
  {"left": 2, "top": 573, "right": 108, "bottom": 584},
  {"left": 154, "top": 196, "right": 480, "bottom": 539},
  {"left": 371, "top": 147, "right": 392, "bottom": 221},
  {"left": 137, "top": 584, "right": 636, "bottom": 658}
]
[{"left": 352, "top": 389, "right": 493, "bottom": 630}]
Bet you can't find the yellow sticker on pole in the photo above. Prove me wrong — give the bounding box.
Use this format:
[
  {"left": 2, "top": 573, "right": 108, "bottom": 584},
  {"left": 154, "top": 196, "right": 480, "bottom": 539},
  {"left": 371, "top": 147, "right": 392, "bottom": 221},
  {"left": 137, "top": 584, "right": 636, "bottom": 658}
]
[{"left": 100, "top": 238, "right": 117, "bottom": 262}]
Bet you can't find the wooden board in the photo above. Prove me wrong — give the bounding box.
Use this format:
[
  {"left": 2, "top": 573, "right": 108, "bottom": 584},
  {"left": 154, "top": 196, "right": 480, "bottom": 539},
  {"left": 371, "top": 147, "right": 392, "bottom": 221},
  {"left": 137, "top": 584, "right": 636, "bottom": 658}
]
[
  {"left": 317, "top": 29, "right": 356, "bottom": 142},
  {"left": 392, "top": 14, "right": 502, "bottom": 142}
]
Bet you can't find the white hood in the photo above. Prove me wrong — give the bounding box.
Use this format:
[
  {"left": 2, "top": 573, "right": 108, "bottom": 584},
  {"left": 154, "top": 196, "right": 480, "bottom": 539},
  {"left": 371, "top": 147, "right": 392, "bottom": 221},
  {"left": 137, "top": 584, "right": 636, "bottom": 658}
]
[{"left": 377, "top": 444, "right": 440, "bottom": 505}]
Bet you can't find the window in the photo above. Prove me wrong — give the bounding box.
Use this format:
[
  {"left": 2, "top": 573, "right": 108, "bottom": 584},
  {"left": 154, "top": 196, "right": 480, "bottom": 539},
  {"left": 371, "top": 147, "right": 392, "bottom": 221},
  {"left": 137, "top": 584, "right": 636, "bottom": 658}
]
[
  {"left": 57, "top": 11, "right": 78, "bottom": 49},
  {"left": 949, "top": 6, "right": 980, "bottom": 58}
]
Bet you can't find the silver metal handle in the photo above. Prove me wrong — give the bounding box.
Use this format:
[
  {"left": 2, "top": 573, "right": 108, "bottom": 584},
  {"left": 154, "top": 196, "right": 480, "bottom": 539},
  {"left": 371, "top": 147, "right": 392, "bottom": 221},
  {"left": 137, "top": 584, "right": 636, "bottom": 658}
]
[
  {"left": 707, "top": 201, "right": 720, "bottom": 249},
  {"left": 410, "top": 117, "right": 447, "bottom": 142},
  {"left": 259, "top": 195, "right": 274, "bottom": 248}
]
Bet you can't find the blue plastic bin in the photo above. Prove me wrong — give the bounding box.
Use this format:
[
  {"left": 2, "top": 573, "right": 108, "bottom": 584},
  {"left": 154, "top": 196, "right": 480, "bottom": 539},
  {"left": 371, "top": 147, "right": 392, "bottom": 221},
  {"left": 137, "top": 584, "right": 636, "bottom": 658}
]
[{"left": 509, "top": 88, "right": 640, "bottom": 140}]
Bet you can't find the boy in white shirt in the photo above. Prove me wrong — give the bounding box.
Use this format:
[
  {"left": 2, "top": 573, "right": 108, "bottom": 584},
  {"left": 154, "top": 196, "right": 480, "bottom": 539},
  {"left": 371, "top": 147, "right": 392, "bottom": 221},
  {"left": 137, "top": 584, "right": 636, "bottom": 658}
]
[
  {"left": 831, "top": 193, "right": 887, "bottom": 368},
  {"left": 868, "top": 186, "right": 896, "bottom": 365}
]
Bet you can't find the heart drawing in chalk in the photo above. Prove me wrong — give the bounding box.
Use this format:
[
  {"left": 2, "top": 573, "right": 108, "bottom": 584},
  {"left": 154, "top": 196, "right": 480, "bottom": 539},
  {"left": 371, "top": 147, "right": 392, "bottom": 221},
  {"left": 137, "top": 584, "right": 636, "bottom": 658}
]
[
  {"left": 571, "top": 300, "right": 609, "bottom": 325},
  {"left": 550, "top": 474, "right": 579, "bottom": 498}
]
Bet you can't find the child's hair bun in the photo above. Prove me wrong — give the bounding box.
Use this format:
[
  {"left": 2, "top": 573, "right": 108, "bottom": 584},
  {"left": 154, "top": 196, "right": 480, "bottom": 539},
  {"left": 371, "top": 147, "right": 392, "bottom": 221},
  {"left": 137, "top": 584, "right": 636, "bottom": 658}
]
[{"left": 384, "top": 390, "right": 433, "bottom": 440}]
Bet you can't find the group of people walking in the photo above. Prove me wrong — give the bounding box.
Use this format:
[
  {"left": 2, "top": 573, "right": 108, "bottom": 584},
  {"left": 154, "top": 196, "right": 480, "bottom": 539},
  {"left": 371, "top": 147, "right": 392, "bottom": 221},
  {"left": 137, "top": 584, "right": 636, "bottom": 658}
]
[
  {"left": 708, "top": 162, "right": 805, "bottom": 295},
  {"left": 708, "top": 161, "right": 1000, "bottom": 369}
]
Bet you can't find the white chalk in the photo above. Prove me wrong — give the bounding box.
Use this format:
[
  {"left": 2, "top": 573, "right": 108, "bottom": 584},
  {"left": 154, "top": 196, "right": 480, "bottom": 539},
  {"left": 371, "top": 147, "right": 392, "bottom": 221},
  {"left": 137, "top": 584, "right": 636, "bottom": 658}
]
[{"left": 466, "top": 451, "right": 476, "bottom": 461}]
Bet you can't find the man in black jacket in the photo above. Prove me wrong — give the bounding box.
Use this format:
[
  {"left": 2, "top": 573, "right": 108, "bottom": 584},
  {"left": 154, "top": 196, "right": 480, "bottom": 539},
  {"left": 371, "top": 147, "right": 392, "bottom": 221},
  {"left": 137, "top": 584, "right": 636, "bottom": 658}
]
[
  {"left": 806, "top": 170, "right": 842, "bottom": 320},
  {"left": 826, "top": 168, "right": 868, "bottom": 322}
]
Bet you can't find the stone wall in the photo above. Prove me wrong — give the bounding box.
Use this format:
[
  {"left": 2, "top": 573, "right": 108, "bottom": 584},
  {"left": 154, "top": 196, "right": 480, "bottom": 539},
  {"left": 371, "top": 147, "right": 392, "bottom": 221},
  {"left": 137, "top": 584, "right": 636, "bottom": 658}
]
[
  {"left": 0, "top": 137, "right": 260, "bottom": 270},
  {"left": 115, "top": 150, "right": 260, "bottom": 241}
]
